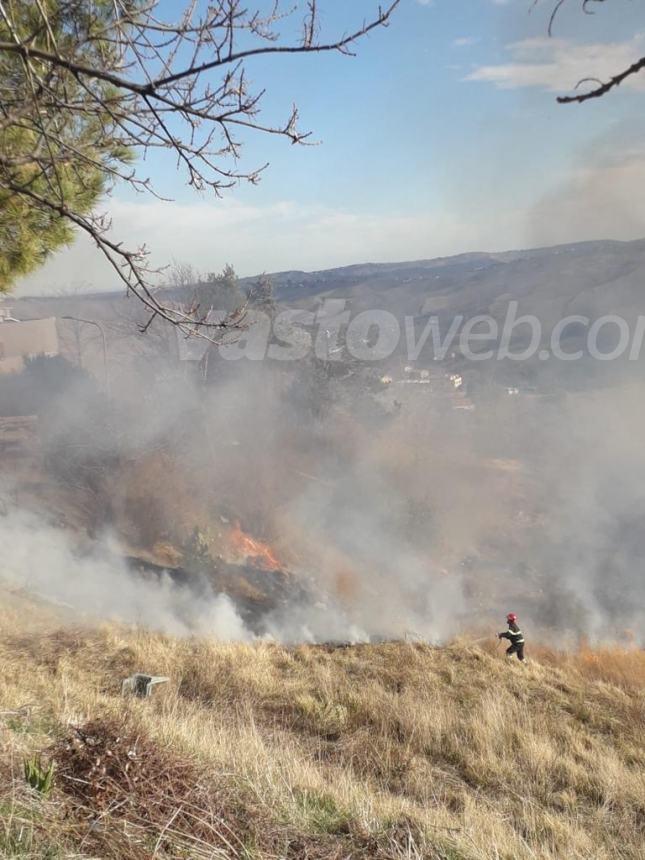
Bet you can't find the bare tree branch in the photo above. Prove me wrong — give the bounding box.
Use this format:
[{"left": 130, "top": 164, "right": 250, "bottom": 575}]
[
  {"left": 541, "top": 0, "right": 645, "bottom": 104},
  {"left": 544, "top": 0, "right": 608, "bottom": 36},
  {"left": 0, "top": 0, "right": 400, "bottom": 339},
  {"left": 557, "top": 56, "right": 645, "bottom": 103}
]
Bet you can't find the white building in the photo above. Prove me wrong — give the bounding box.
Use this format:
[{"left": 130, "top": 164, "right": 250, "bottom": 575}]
[{"left": 0, "top": 307, "right": 59, "bottom": 374}]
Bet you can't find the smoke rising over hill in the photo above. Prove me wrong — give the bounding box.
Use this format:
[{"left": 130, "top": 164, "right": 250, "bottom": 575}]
[{"left": 1, "top": 242, "right": 645, "bottom": 643}]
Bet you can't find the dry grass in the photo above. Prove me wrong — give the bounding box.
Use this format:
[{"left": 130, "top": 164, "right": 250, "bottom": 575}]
[{"left": 0, "top": 602, "right": 643, "bottom": 859}]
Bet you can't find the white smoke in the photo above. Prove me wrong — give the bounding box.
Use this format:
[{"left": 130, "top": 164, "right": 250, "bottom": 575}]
[
  {"left": 0, "top": 507, "right": 250, "bottom": 639},
  {"left": 3, "top": 287, "right": 645, "bottom": 647}
]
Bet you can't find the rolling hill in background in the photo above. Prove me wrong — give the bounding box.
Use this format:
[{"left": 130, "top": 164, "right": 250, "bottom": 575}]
[
  {"left": 6, "top": 237, "right": 645, "bottom": 326},
  {"left": 6, "top": 237, "right": 645, "bottom": 394},
  {"left": 269, "top": 238, "right": 645, "bottom": 323}
]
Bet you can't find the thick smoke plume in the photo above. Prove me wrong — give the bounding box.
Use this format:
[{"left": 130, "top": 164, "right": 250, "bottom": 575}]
[
  {"left": 0, "top": 304, "right": 643, "bottom": 645},
  {"left": 0, "top": 507, "right": 250, "bottom": 639}
]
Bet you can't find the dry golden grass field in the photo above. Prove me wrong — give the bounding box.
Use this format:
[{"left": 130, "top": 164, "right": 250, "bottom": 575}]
[{"left": 0, "top": 594, "right": 643, "bottom": 860}]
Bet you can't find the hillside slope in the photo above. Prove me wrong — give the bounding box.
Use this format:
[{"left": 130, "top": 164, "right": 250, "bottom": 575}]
[
  {"left": 0, "top": 596, "right": 643, "bottom": 859},
  {"left": 8, "top": 238, "right": 645, "bottom": 324},
  {"left": 8, "top": 237, "right": 645, "bottom": 388}
]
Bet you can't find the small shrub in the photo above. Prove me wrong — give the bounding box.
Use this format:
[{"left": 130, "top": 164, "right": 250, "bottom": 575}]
[
  {"left": 293, "top": 788, "right": 351, "bottom": 834},
  {"left": 23, "top": 756, "right": 55, "bottom": 796}
]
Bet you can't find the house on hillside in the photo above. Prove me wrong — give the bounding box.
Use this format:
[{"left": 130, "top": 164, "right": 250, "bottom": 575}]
[{"left": 0, "top": 308, "right": 59, "bottom": 374}]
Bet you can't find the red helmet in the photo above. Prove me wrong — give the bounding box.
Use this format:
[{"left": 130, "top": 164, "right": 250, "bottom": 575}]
[{"left": 506, "top": 612, "right": 517, "bottom": 623}]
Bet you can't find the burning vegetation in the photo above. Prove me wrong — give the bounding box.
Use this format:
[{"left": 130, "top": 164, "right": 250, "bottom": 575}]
[
  {"left": 227, "top": 521, "right": 283, "bottom": 572},
  {"left": 1, "top": 304, "right": 645, "bottom": 858},
  {"left": 1, "top": 339, "right": 644, "bottom": 643}
]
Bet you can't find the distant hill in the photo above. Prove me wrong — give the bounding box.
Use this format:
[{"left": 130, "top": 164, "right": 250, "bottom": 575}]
[
  {"left": 264, "top": 239, "right": 645, "bottom": 328},
  {"left": 5, "top": 238, "right": 645, "bottom": 389},
  {"left": 7, "top": 238, "right": 645, "bottom": 325}
]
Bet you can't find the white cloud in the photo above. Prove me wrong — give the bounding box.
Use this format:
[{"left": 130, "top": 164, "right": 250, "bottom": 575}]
[
  {"left": 453, "top": 36, "right": 477, "bottom": 48},
  {"left": 467, "top": 35, "right": 645, "bottom": 93}
]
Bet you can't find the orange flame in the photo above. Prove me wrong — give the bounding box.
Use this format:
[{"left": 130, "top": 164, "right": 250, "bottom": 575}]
[{"left": 228, "top": 522, "right": 282, "bottom": 571}]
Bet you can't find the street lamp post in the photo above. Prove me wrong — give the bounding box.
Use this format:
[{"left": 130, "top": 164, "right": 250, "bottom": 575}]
[{"left": 60, "top": 316, "right": 110, "bottom": 396}]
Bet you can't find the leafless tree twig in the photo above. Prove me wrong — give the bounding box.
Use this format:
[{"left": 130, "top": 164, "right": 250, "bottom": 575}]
[{"left": 0, "top": 0, "right": 400, "bottom": 339}]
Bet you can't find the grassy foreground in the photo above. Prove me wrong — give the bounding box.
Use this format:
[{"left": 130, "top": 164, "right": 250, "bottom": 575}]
[{"left": 0, "top": 602, "right": 643, "bottom": 859}]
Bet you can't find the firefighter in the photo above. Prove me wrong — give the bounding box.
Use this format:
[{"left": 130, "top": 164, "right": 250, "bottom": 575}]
[{"left": 498, "top": 612, "right": 525, "bottom": 661}]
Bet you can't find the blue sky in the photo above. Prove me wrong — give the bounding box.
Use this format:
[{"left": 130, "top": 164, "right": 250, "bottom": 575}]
[{"left": 17, "top": 0, "right": 645, "bottom": 293}]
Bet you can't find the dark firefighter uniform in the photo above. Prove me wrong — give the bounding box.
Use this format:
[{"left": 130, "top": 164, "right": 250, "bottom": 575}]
[{"left": 499, "top": 622, "right": 525, "bottom": 661}]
